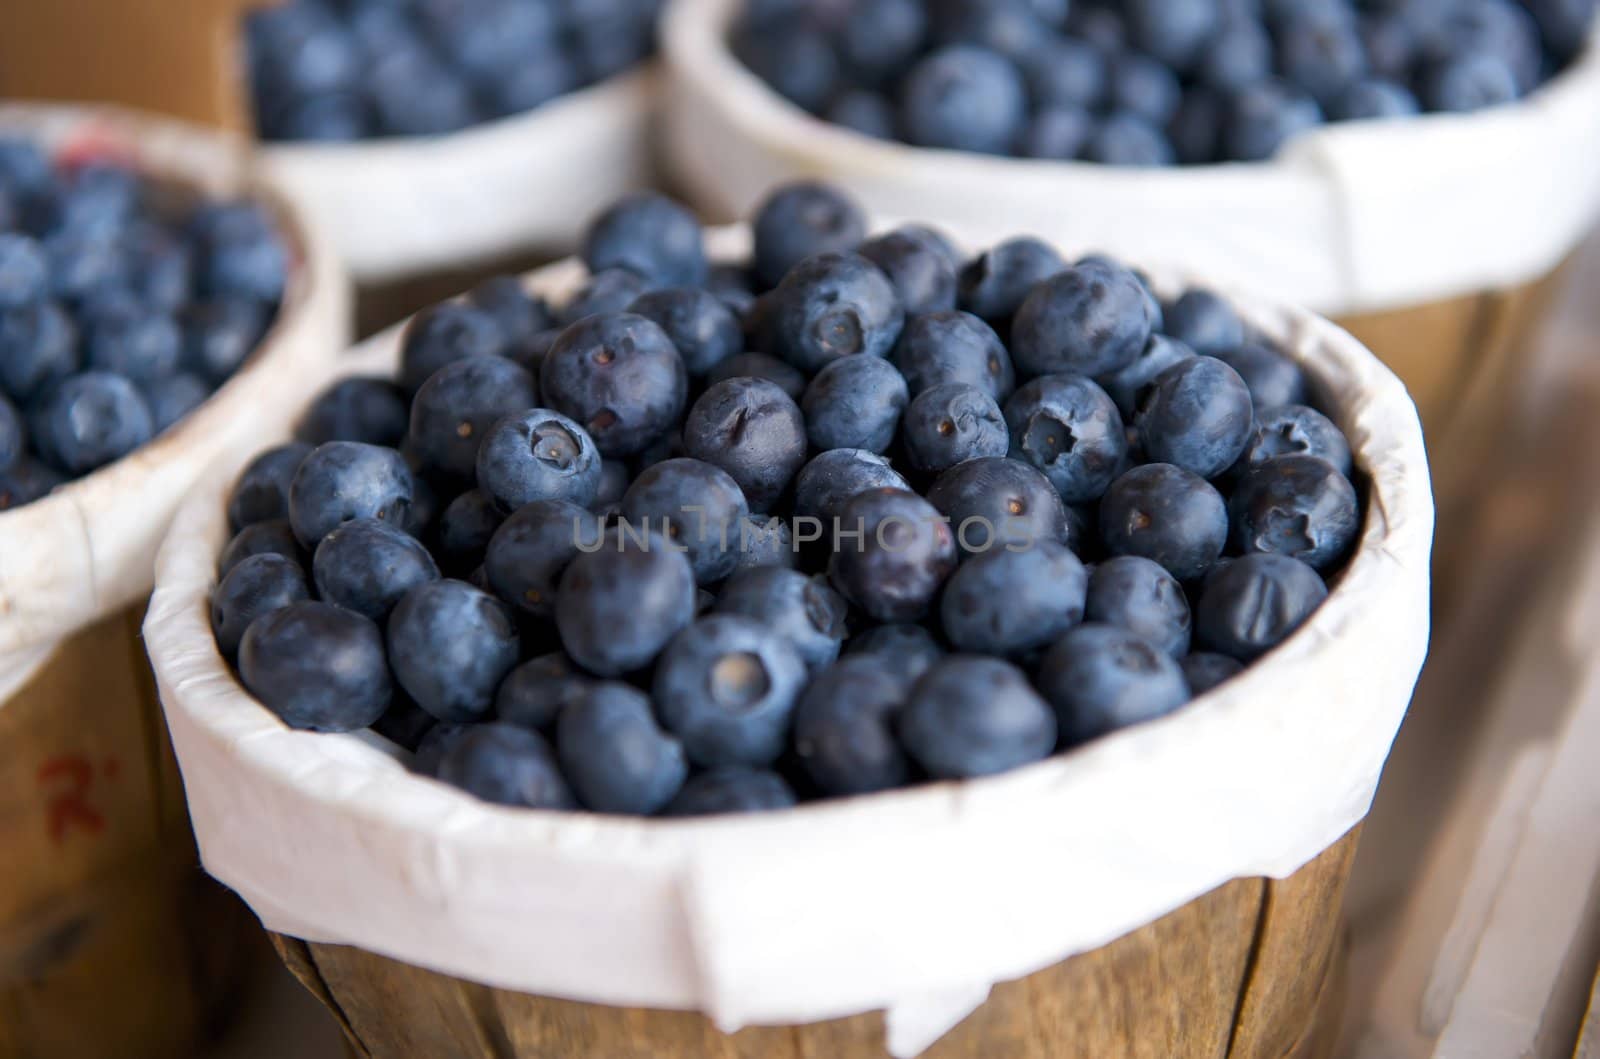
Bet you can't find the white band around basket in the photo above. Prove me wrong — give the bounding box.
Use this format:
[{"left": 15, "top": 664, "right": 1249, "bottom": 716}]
[
  {"left": 663, "top": 0, "right": 1600, "bottom": 318},
  {"left": 259, "top": 67, "right": 659, "bottom": 284},
  {"left": 0, "top": 103, "right": 350, "bottom": 692},
  {"left": 145, "top": 228, "right": 1433, "bottom": 1058}
]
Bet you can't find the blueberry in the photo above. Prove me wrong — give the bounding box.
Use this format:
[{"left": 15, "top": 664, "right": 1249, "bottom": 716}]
[
  {"left": 826, "top": 91, "right": 899, "bottom": 138},
  {"left": 211, "top": 552, "right": 311, "bottom": 658},
  {"left": 42, "top": 228, "right": 126, "bottom": 302},
  {"left": 219, "top": 519, "right": 304, "bottom": 576},
  {"left": 497, "top": 652, "right": 595, "bottom": 731},
  {"left": 627, "top": 288, "right": 741, "bottom": 376},
  {"left": 32, "top": 372, "right": 154, "bottom": 475},
  {"left": 0, "top": 457, "right": 63, "bottom": 510},
  {"left": 412, "top": 722, "right": 471, "bottom": 778},
  {"left": 839, "top": 0, "right": 928, "bottom": 81},
  {"left": 1100, "top": 463, "right": 1227, "bottom": 580},
  {"left": 0, "top": 392, "right": 21, "bottom": 470},
  {"left": 1169, "top": 88, "right": 1227, "bottom": 164},
  {"left": 898, "top": 656, "right": 1056, "bottom": 778},
  {"left": 1180, "top": 651, "right": 1244, "bottom": 694},
  {"left": 1019, "top": 106, "right": 1096, "bottom": 159},
  {"left": 1085, "top": 556, "right": 1192, "bottom": 657},
  {"left": 371, "top": 697, "right": 439, "bottom": 754},
  {"left": 0, "top": 302, "right": 79, "bottom": 402},
  {"left": 1236, "top": 404, "right": 1351, "bottom": 476},
  {"left": 1038, "top": 623, "right": 1190, "bottom": 744},
  {"left": 556, "top": 682, "right": 688, "bottom": 815},
  {"left": 1229, "top": 453, "right": 1359, "bottom": 571},
  {"left": 1418, "top": 52, "right": 1521, "bottom": 111},
  {"left": 1126, "top": 0, "right": 1223, "bottom": 71},
  {"left": 1225, "top": 81, "right": 1324, "bottom": 161},
  {"left": 702, "top": 352, "right": 808, "bottom": 402},
  {"left": 1107, "top": 53, "right": 1183, "bottom": 125},
  {"left": 182, "top": 299, "right": 268, "bottom": 384},
  {"left": 1024, "top": 39, "right": 1107, "bottom": 109},
  {"left": 1086, "top": 113, "right": 1177, "bottom": 166},
  {"left": 239, "top": 601, "right": 391, "bottom": 732},
  {"left": 828, "top": 488, "right": 957, "bottom": 622},
  {"left": 771, "top": 251, "right": 904, "bottom": 373},
  {"left": 429, "top": 490, "right": 498, "bottom": 575},
  {"left": 892, "top": 310, "right": 1014, "bottom": 401},
  {"left": 1196, "top": 552, "right": 1328, "bottom": 660},
  {"left": 1165, "top": 289, "right": 1246, "bottom": 357},
  {"left": 802, "top": 354, "right": 909, "bottom": 454},
  {"left": 388, "top": 579, "right": 520, "bottom": 724},
  {"left": 793, "top": 448, "right": 911, "bottom": 521},
  {"left": 620, "top": 458, "right": 749, "bottom": 584},
  {"left": 1003, "top": 374, "right": 1126, "bottom": 503},
  {"left": 468, "top": 276, "right": 555, "bottom": 362},
  {"left": 846, "top": 622, "right": 945, "bottom": 683},
  {"left": 476, "top": 408, "right": 602, "bottom": 513},
  {"left": 682, "top": 377, "right": 807, "bottom": 511},
  {"left": 270, "top": 94, "right": 370, "bottom": 141},
  {"left": 312, "top": 517, "right": 440, "bottom": 621},
  {"left": 704, "top": 264, "right": 759, "bottom": 319},
  {"left": 124, "top": 224, "right": 194, "bottom": 311},
  {"left": 1199, "top": 18, "right": 1274, "bottom": 90},
  {"left": 582, "top": 193, "right": 707, "bottom": 289},
  {"left": 559, "top": 268, "right": 653, "bottom": 327},
  {"left": 296, "top": 377, "right": 409, "bottom": 449},
  {"left": 540, "top": 313, "right": 686, "bottom": 458},
  {"left": 0, "top": 139, "right": 51, "bottom": 199},
  {"left": 369, "top": 50, "right": 481, "bottom": 136},
  {"left": 793, "top": 655, "right": 913, "bottom": 796},
  {"left": 664, "top": 767, "right": 797, "bottom": 816},
  {"left": 556, "top": 530, "right": 697, "bottom": 675},
  {"left": 733, "top": 15, "right": 841, "bottom": 114},
  {"left": 594, "top": 458, "right": 632, "bottom": 511},
  {"left": 483, "top": 499, "right": 603, "bottom": 619},
  {"left": 1277, "top": 12, "right": 1368, "bottom": 104},
  {"left": 751, "top": 182, "right": 867, "bottom": 289},
  {"left": 1099, "top": 335, "right": 1196, "bottom": 419},
  {"left": 1012, "top": 260, "right": 1154, "bottom": 378},
  {"left": 1527, "top": 0, "right": 1596, "bottom": 60},
  {"left": 407, "top": 355, "right": 537, "bottom": 480},
  {"left": 285, "top": 441, "right": 410, "bottom": 550},
  {"left": 902, "top": 45, "right": 1027, "bottom": 154},
  {"left": 1215, "top": 341, "right": 1309, "bottom": 409},
  {"left": 957, "top": 237, "right": 1065, "bottom": 325},
  {"left": 79, "top": 295, "right": 182, "bottom": 382},
  {"left": 435, "top": 724, "right": 576, "bottom": 810},
  {"left": 715, "top": 567, "right": 849, "bottom": 671},
  {"left": 398, "top": 303, "right": 509, "bottom": 395},
  {"left": 653, "top": 615, "right": 807, "bottom": 767},
  {"left": 1332, "top": 79, "right": 1421, "bottom": 119},
  {"left": 0, "top": 234, "right": 49, "bottom": 308},
  {"left": 1135, "top": 356, "right": 1254, "bottom": 478},
  {"left": 142, "top": 372, "right": 211, "bottom": 432},
  {"left": 903, "top": 382, "right": 1009, "bottom": 473},
  {"left": 191, "top": 200, "right": 288, "bottom": 304},
  {"left": 858, "top": 228, "right": 959, "bottom": 317},
  {"left": 926, "top": 456, "right": 1074, "bottom": 554},
  {"left": 940, "top": 540, "right": 1088, "bottom": 656},
  {"left": 731, "top": 514, "right": 797, "bottom": 571}
]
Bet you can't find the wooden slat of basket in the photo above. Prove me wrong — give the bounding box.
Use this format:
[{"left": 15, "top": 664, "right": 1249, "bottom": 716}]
[{"left": 272, "top": 828, "right": 1359, "bottom": 1059}]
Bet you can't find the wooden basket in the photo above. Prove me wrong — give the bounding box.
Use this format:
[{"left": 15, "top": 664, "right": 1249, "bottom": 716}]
[
  {"left": 0, "top": 611, "right": 260, "bottom": 1059},
  {"left": 268, "top": 826, "right": 1358, "bottom": 1059}
]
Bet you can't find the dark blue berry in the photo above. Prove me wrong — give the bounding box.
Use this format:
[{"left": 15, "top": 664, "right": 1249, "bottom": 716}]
[
  {"left": 211, "top": 552, "right": 310, "bottom": 658},
  {"left": 436, "top": 724, "right": 576, "bottom": 809},
  {"left": 182, "top": 299, "right": 267, "bottom": 384},
  {"left": 1225, "top": 81, "right": 1324, "bottom": 160},
  {"left": 1098, "top": 335, "right": 1196, "bottom": 420},
  {"left": 1215, "top": 341, "right": 1309, "bottom": 408},
  {"left": 793, "top": 448, "right": 911, "bottom": 522},
  {"left": 1419, "top": 51, "right": 1521, "bottom": 111},
  {"left": 858, "top": 228, "right": 958, "bottom": 317},
  {"left": 846, "top": 622, "right": 945, "bottom": 682},
  {"left": 583, "top": 193, "right": 707, "bottom": 289},
  {"left": 1135, "top": 356, "right": 1254, "bottom": 478},
  {"left": 941, "top": 540, "right": 1088, "bottom": 655},
  {"left": 793, "top": 655, "right": 914, "bottom": 796},
  {"left": 468, "top": 276, "right": 554, "bottom": 363},
  {"left": 371, "top": 697, "right": 439, "bottom": 754},
  {"left": 0, "top": 302, "right": 78, "bottom": 402},
  {"left": 79, "top": 294, "right": 182, "bottom": 382},
  {"left": 557, "top": 530, "right": 697, "bottom": 675},
  {"left": 957, "top": 237, "right": 1064, "bottom": 325},
  {"left": 926, "top": 455, "right": 1075, "bottom": 554},
  {"left": 286, "top": 441, "right": 413, "bottom": 547},
  {"left": 1277, "top": 12, "right": 1368, "bottom": 104},
  {"left": 497, "top": 652, "right": 594, "bottom": 731},
  {"left": 731, "top": 514, "right": 797, "bottom": 571},
  {"left": 540, "top": 312, "right": 686, "bottom": 457},
  {"left": 557, "top": 682, "right": 688, "bottom": 814},
  {"left": 398, "top": 303, "right": 508, "bottom": 394},
  {"left": 388, "top": 579, "right": 520, "bottom": 723},
  {"left": 751, "top": 182, "right": 867, "bottom": 289},
  {"left": 0, "top": 234, "right": 49, "bottom": 309},
  {"left": 1024, "top": 39, "right": 1107, "bottom": 108},
  {"left": 664, "top": 767, "right": 797, "bottom": 816},
  {"left": 142, "top": 372, "right": 211, "bottom": 432},
  {"left": 1180, "top": 651, "right": 1244, "bottom": 694},
  {"left": 560, "top": 268, "right": 653, "bottom": 327},
  {"left": 627, "top": 288, "right": 741, "bottom": 376},
  {"left": 1004, "top": 374, "right": 1126, "bottom": 503},
  {"left": 297, "top": 377, "right": 409, "bottom": 447},
  {"left": 219, "top": 519, "right": 304, "bottom": 576},
  {"left": 902, "top": 45, "right": 1028, "bottom": 154},
  {"left": 829, "top": 488, "right": 958, "bottom": 622},
  {"left": 653, "top": 614, "right": 808, "bottom": 767},
  {"left": 771, "top": 251, "right": 904, "bottom": 373},
  {"left": 239, "top": 601, "right": 392, "bottom": 732},
  {"left": 1196, "top": 552, "right": 1328, "bottom": 660},
  {"left": 733, "top": 15, "right": 841, "bottom": 114},
  {"left": 475, "top": 408, "right": 602, "bottom": 513},
  {"left": 827, "top": 92, "right": 899, "bottom": 138},
  {"left": 312, "top": 517, "right": 440, "bottom": 621},
  {"left": 683, "top": 377, "right": 807, "bottom": 510},
  {"left": 898, "top": 656, "right": 1057, "bottom": 778},
  {"left": 892, "top": 310, "right": 1014, "bottom": 401},
  {"left": 1228, "top": 454, "right": 1359, "bottom": 570},
  {"left": 1085, "top": 555, "right": 1191, "bottom": 657},
  {"left": 1332, "top": 79, "right": 1421, "bottom": 119},
  {"left": 483, "top": 499, "right": 603, "bottom": 619},
  {"left": 1086, "top": 113, "right": 1176, "bottom": 165},
  {"left": 715, "top": 567, "right": 849, "bottom": 671},
  {"left": 903, "top": 382, "right": 1009, "bottom": 473},
  {"left": 412, "top": 722, "right": 470, "bottom": 777},
  {"left": 802, "top": 354, "right": 909, "bottom": 454},
  {"left": 1100, "top": 463, "right": 1227, "bottom": 580},
  {"left": 1236, "top": 404, "right": 1352, "bottom": 476},
  {"left": 1108, "top": 53, "right": 1183, "bottom": 124},
  {"left": 191, "top": 200, "right": 289, "bottom": 303},
  {"left": 1127, "top": 0, "right": 1223, "bottom": 71},
  {"left": 1019, "top": 106, "right": 1095, "bottom": 159},
  {"left": 407, "top": 355, "right": 537, "bottom": 480},
  {"left": 32, "top": 371, "right": 154, "bottom": 474},
  {"left": 1165, "top": 288, "right": 1246, "bottom": 357},
  {"left": 1199, "top": 18, "right": 1274, "bottom": 90},
  {"left": 703, "top": 352, "right": 808, "bottom": 402},
  {"left": 840, "top": 0, "right": 928, "bottom": 81},
  {"left": 620, "top": 458, "right": 749, "bottom": 584},
  {"left": 0, "top": 457, "right": 63, "bottom": 510},
  {"left": 1012, "top": 260, "right": 1154, "bottom": 377},
  {"left": 1038, "top": 623, "right": 1190, "bottom": 744}
]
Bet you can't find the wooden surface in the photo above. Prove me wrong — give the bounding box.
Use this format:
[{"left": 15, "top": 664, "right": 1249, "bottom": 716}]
[
  {"left": 269, "top": 827, "right": 1358, "bottom": 1059},
  {"left": 0, "top": 0, "right": 267, "bottom": 134},
  {"left": 0, "top": 609, "right": 258, "bottom": 1059}
]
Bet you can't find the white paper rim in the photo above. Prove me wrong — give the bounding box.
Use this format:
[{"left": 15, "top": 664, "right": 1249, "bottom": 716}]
[
  {"left": 662, "top": 0, "right": 1600, "bottom": 317},
  {"left": 258, "top": 67, "right": 660, "bottom": 284},
  {"left": 0, "top": 101, "right": 351, "bottom": 674},
  {"left": 146, "top": 226, "right": 1433, "bottom": 1044}
]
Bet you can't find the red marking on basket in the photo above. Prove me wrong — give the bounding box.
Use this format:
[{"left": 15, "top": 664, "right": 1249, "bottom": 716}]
[
  {"left": 54, "top": 128, "right": 138, "bottom": 171},
  {"left": 37, "top": 755, "right": 107, "bottom": 844}
]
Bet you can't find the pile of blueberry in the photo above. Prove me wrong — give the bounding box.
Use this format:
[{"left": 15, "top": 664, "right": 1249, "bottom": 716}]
[
  {"left": 212, "top": 181, "right": 1363, "bottom": 817},
  {"left": 246, "top": 0, "right": 662, "bottom": 142},
  {"left": 733, "top": 0, "right": 1596, "bottom": 164},
  {"left": 0, "top": 140, "right": 289, "bottom": 512}
]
